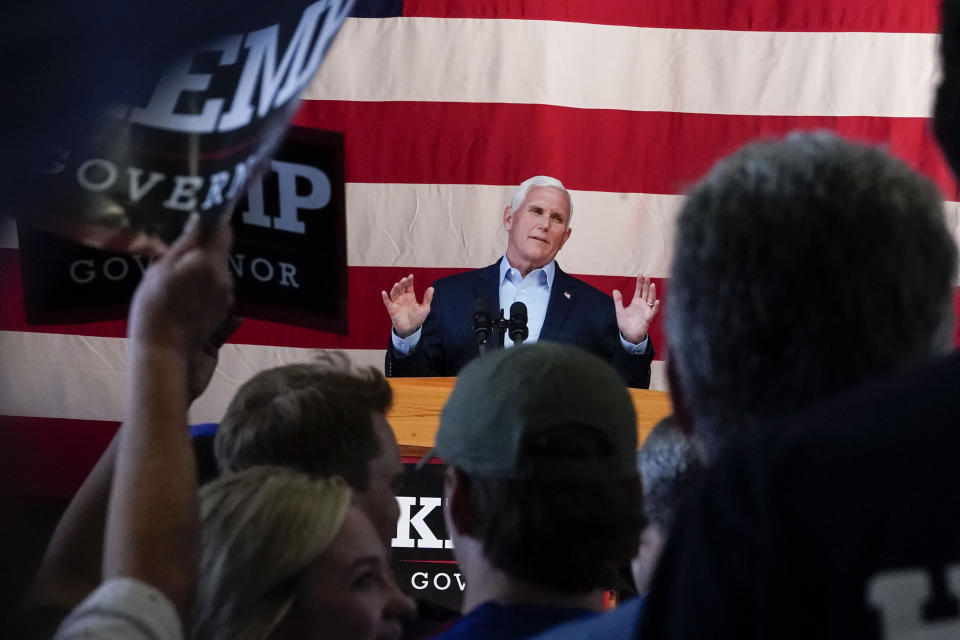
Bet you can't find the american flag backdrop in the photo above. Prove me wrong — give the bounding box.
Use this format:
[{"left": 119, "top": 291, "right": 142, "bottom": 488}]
[{"left": 2, "top": 0, "right": 959, "bottom": 496}]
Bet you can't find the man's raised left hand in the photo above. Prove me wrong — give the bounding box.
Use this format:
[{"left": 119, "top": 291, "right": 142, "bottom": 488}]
[{"left": 612, "top": 274, "right": 661, "bottom": 345}]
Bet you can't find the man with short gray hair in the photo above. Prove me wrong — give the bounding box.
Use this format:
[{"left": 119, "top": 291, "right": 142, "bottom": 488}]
[
  {"left": 638, "top": 129, "right": 959, "bottom": 638},
  {"left": 666, "top": 131, "right": 957, "bottom": 459},
  {"left": 381, "top": 175, "right": 658, "bottom": 388}
]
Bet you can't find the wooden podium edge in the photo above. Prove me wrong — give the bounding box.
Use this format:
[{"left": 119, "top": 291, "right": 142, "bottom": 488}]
[{"left": 387, "top": 378, "right": 673, "bottom": 458}]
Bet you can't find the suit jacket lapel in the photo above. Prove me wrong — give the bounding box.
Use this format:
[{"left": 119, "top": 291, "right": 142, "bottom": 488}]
[
  {"left": 539, "top": 264, "right": 575, "bottom": 342},
  {"left": 472, "top": 260, "right": 502, "bottom": 312}
]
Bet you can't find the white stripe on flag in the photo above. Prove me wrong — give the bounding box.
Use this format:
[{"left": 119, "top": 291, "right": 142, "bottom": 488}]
[
  {"left": 0, "top": 331, "right": 669, "bottom": 424},
  {"left": 344, "top": 184, "right": 685, "bottom": 277},
  {"left": 307, "top": 18, "right": 939, "bottom": 117},
  {"left": 349, "top": 187, "right": 960, "bottom": 278},
  {"left": 4, "top": 194, "right": 960, "bottom": 279}
]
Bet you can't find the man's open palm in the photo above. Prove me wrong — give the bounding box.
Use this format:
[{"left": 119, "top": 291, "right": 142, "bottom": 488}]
[{"left": 381, "top": 274, "right": 434, "bottom": 338}]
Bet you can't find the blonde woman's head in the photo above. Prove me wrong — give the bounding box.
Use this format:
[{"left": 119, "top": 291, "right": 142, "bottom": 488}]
[{"left": 192, "top": 466, "right": 413, "bottom": 640}]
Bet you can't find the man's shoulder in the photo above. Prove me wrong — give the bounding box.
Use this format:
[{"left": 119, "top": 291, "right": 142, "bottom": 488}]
[
  {"left": 433, "top": 262, "right": 499, "bottom": 290},
  {"left": 52, "top": 578, "right": 183, "bottom": 640},
  {"left": 762, "top": 350, "right": 960, "bottom": 475},
  {"left": 553, "top": 268, "right": 613, "bottom": 306},
  {"left": 758, "top": 352, "right": 960, "bottom": 546},
  {"left": 640, "top": 351, "right": 960, "bottom": 637},
  {"left": 432, "top": 601, "right": 597, "bottom": 640},
  {"left": 529, "top": 598, "right": 644, "bottom": 640}
]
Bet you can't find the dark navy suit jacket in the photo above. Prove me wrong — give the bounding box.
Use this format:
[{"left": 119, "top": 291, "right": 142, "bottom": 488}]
[{"left": 385, "top": 260, "right": 654, "bottom": 388}]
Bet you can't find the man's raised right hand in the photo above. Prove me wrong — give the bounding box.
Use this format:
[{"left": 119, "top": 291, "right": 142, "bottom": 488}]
[{"left": 381, "top": 274, "right": 434, "bottom": 338}]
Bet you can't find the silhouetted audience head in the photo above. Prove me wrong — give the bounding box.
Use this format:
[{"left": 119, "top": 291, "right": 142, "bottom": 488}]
[
  {"left": 639, "top": 6, "right": 960, "bottom": 638},
  {"left": 192, "top": 466, "right": 414, "bottom": 640},
  {"left": 632, "top": 416, "right": 704, "bottom": 593},
  {"left": 437, "top": 343, "right": 644, "bottom": 595},
  {"left": 215, "top": 353, "right": 403, "bottom": 542},
  {"left": 667, "top": 131, "right": 957, "bottom": 458}
]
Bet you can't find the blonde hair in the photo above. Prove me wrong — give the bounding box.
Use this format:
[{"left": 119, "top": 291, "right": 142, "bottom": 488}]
[{"left": 191, "top": 467, "right": 353, "bottom": 640}]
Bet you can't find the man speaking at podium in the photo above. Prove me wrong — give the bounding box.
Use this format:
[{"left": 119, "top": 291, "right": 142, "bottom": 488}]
[{"left": 381, "top": 176, "right": 658, "bottom": 388}]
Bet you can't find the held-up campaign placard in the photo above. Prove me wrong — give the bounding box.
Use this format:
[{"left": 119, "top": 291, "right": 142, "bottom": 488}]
[
  {"left": 18, "top": 125, "right": 347, "bottom": 332},
  {"left": 20, "top": 0, "right": 353, "bottom": 255}
]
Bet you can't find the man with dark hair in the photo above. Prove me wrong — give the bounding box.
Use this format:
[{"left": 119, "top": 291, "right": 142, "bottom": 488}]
[
  {"left": 632, "top": 416, "right": 704, "bottom": 595},
  {"left": 428, "top": 342, "right": 644, "bottom": 639},
  {"left": 637, "top": 28, "right": 960, "bottom": 636},
  {"left": 527, "top": 416, "right": 704, "bottom": 640},
  {"left": 665, "top": 131, "right": 956, "bottom": 459},
  {"left": 213, "top": 356, "right": 465, "bottom": 639},
  {"left": 213, "top": 354, "right": 403, "bottom": 544}
]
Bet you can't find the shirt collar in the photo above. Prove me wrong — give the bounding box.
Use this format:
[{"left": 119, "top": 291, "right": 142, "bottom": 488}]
[{"left": 500, "top": 255, "right": 556, "bottom": 289}]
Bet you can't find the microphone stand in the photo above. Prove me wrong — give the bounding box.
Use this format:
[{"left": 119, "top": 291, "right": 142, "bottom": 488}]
[
  {"left": 476, "top": 302, "right": 528, "bottom": 353},
  {"left": 473, "top": 300, "right": 493, "bottom": 354},
  {"left": 496, "top": 309, "right": 506, "bottom": 348},
  {"left": 507, "top": 301, "right": 529, "bottom": 345}
]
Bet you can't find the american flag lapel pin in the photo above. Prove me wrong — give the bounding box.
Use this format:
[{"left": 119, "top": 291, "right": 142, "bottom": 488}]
[{"left": 563, "top": 291, "right": 571, "bottom": 299}]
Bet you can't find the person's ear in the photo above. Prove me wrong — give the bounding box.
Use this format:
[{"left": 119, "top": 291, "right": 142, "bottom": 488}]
[
  {"left": 558, "top": 225, "right": 572, "bottom": 250},
  {"left": 445, "top": 466, "right": 477, "bottom": 536},
  {"left": 503, "top": 205, "right": 514, "bottom": 232}
]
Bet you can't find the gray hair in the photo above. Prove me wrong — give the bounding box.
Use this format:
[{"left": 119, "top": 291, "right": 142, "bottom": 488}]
[
  {"left": 191, "top": 467, "right": 353, "bottom": 640},
  {"left": 509, "top": 175, "right": 574, "bottom": 224},
  {"left": 667, "top": 131, "right": 957, "bottom": 458},
  {"left": 637, "top": 416, "right": 704, "bottom": 532}
]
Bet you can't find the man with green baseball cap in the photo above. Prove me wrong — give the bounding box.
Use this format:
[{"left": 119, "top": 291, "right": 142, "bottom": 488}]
[{"left": 427, "top": 342, "right": 645, "bottom": 640}]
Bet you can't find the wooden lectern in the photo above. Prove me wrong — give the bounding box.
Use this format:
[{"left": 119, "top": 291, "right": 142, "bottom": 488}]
[{"left": 386, "top": 377, "right": 673, "bottom": 457}]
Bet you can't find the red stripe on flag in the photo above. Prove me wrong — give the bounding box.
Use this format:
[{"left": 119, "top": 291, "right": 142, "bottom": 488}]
[
  {"left": 0, "top": 249, "right": 670, "bottom": 354},
  {"left": 402, "top": 0, "right": 940, "bottom": 33},
  {"left": 0, "top": 415, "right": 119, "bottom": 497},
  {"left": 293, "top": 102, "right": 959, "bottom": 199},
  {"left": 0, "top": 249, "right": 129, "bottom": 338},
  {"left": 6, "top": 246, "right": 960, "bottom": 354},
  {"left": 8, "top": 247, "right": 960, "bottom": 354}
]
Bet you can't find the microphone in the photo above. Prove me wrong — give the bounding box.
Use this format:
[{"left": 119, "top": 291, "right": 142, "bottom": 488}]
[
  {"left": 473, "top": 299, "right": 492, "bottom": 353},
  {"left": 508, "top": 301, "right": 529, "bottom": 344}
]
